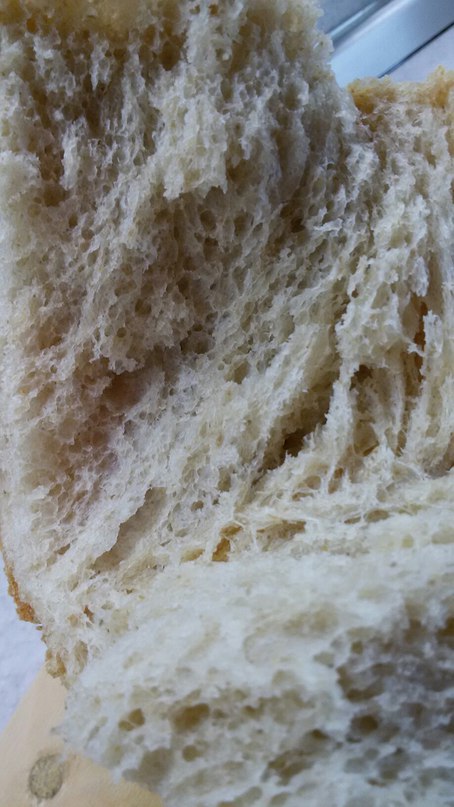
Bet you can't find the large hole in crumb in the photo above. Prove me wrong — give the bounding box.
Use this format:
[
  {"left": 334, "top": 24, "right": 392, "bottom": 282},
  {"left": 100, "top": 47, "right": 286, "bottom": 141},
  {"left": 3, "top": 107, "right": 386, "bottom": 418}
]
[
  {"left": 172, "top": 703, "right": 210, "bottom": 732},
  {"left": 118, "top": 708, "right": 145, "bottom": 732},
  {"left": 225, "top": 359, "right": 250, "bottom": 384},
  {"left": 92, "top": 488, "right": 167, "bottom": 574},
  {"left": 159, "top": 39, "right": 182, "bottom": 71},
  {"left": 437, "top": 617, "right": 454, "bottom": 648},
  {"left": 258, "top": 372, "right": 337, "bottom": 479},
  {"left": 349, "top": 714, "right": 379, "bottom": 740},
  {"left": 182, "top": 744, "right": 202, "bottom": 761},
  {"left": 267, "top": 730, "right": 332, "bottom": 784},
  {"left": 129, "top": 748, "right": 172, "bottom": 787}
]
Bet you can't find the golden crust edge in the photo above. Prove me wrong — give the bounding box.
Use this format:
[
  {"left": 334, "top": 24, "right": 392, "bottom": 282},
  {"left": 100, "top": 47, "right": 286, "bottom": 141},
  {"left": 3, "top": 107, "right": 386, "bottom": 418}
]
[
  {"left": 349, "top": 66, "right": 454, "bottom": 114},
  {"left": 1, "top": 541, "right": 67, "bottom": 677}
]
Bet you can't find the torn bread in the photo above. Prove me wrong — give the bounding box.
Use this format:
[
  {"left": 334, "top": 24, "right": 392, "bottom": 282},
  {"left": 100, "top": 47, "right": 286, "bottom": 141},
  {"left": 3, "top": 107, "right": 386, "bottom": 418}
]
[{"left": 0, "top": 1, "right": 453, "bottom": 805}]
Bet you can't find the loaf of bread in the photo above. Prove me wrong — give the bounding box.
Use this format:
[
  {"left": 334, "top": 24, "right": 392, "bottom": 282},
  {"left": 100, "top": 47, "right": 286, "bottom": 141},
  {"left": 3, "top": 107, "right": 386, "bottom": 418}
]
[{"left": 1, "top": 1, "right": 453, "bottom": 805}]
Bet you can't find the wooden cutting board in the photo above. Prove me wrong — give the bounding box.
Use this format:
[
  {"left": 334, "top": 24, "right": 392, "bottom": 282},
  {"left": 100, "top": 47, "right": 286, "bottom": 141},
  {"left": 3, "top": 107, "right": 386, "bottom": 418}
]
[{"left": 0, "top": 668, "right": 162, "bottom": 806}]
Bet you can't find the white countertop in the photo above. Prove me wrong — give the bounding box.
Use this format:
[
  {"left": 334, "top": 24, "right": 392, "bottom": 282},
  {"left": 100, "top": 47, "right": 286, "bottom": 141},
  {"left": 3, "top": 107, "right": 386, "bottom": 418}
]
[
  {"left": 1, "top": 25, "right": 453, "bottom": 733},
  {"left": 0, "top": 565, "right": 45, "bottom": 731}
]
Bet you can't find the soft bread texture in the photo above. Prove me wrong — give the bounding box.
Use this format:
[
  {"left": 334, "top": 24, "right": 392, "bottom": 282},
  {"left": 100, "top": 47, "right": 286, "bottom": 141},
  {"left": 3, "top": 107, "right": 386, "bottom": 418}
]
[{"left": 0, "top": 1, "right": 453, "bottom": 805}]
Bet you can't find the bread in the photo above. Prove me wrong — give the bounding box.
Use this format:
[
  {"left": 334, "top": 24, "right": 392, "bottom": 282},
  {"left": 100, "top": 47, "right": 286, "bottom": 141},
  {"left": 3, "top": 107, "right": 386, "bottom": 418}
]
[{"left": 0, "top": 0, "right": 453, "bottom": 804}]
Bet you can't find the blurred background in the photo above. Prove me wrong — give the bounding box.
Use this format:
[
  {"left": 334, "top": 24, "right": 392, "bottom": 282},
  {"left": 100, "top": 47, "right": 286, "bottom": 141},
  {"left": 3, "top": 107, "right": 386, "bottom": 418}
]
[
  {"left": 1, "top": 0, "right": 454, "bottom": 733},
  {"left": 321, "top": 0, "right": 454, "bottom": 83}
]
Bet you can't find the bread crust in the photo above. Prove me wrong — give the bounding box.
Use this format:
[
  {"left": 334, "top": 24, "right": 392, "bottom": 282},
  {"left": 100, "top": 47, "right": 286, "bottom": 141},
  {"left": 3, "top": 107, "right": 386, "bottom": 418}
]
[
  {"left": 1, "top": 541, "right": 69, "bottom": 677},
  {"left": 1, "top": 552, "right": 37, "bottom": 624},
  {"left": 349, "top": 67, "right": 454, "bottom": 116}
]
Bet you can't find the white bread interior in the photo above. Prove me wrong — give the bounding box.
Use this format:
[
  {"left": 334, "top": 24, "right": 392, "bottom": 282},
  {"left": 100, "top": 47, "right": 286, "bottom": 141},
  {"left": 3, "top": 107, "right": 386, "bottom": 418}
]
[{"left": 0, "top": 1, "right": 453, "bottom": 805}]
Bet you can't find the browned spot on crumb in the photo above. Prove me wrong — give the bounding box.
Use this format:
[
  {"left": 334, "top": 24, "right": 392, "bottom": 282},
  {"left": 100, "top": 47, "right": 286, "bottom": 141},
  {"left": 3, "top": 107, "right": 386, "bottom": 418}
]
[
  {"left": 212, "top": 535, "right": 232, "bottom": 562},
  {"left": 182, "top": 547, "right": 204, "bottom": 562},
  {"left": 45, "top": 649, "right": 67, "bottom": 679},
  {"left": 212, "top": 524, "right": 242, "bottom": 561}
]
